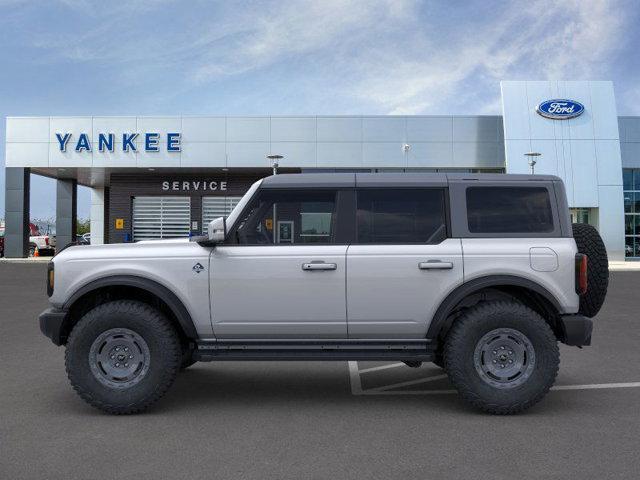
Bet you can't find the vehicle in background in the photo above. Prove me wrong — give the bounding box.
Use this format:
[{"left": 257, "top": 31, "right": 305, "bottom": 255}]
[
  {"left": 76, "top": 233, "right": 91, "bottom": 245},
  {"left": 0, "top": 225, "right": 4, "bottom": 257},
  {"left": 29, "top": 223, "right": 55, "bottom": 256}
]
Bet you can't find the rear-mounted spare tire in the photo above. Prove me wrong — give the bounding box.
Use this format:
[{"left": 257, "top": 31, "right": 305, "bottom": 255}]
[{"left": 572, "top": 223, "right": 609, "bottom": 317}]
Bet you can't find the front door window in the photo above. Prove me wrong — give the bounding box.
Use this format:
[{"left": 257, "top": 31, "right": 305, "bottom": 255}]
[{"left": 232, "top": 190, "right": 337, "bottom": 245}]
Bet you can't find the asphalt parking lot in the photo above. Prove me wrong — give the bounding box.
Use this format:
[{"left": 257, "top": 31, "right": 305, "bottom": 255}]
[{"left": 2, "top": 263, "right": 640, "bottom": 479}]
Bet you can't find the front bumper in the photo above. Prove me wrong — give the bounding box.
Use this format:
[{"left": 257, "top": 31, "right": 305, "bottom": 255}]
[
  {"left": 39, "top": 308, "right": 68, "bottom": 346},
  {"left": 559, "top": 314, "right": 593, "bottom": 346}
]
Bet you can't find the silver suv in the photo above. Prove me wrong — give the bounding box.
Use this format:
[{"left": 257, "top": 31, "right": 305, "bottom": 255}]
[{"left": 39, "top": 173, "right": 609, "bottom": 414}]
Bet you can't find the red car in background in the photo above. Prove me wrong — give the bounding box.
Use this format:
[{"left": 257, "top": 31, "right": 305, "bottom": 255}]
[
  {"left": 0, "top": 223, "right": 56, "bottom": 257},
  {"left": 28, "top": 223, "right": 55, "bottom": 256}
]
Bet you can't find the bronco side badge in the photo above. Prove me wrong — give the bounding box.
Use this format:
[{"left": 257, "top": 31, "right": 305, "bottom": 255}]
[{"left": 192, "top": 263, "right": 205, "bottom": 274}]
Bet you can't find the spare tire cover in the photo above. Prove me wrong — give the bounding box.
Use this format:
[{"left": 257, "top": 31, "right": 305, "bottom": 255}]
[{"left": 572, "top": 223, "right": 609, "bottom": 317}]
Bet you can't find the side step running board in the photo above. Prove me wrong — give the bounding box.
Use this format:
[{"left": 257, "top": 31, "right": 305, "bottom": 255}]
[{"left": 194, "top": 339, "right": 435, "bottom": 362}]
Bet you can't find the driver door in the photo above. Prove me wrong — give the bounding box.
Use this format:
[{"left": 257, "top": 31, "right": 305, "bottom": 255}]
[{"left": 210, "top": 188, "right": 348, "bottom": 338}]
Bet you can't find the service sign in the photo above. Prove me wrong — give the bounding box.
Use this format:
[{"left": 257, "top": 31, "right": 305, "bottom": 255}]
[
  {"left": 55, "top": 132, "right": 181, "bottom": 153},
  {"left": 536, "top": 99, "right": 584, "bottom": 120}
]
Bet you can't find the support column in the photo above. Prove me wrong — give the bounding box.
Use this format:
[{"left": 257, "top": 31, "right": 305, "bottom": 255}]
[
  {"left": 90, "top": 187, "right": 104, "bottom": 245},
  {"left": 103, "top": 186, "right": 110, "bottom": 244},
  {"left": 4, "top": 168, "right": 30, "bottom": 258},
  {"left": 56, "top": 179, "right": 77, "bottom": 250}
]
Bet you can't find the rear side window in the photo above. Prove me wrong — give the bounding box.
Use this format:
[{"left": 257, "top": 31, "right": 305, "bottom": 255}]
[
  {"left": 356, "top": 189, "right": 447, "bottom": 244},
  {"left": 466, "top": 187, "right": 554, "bottom": 234}
]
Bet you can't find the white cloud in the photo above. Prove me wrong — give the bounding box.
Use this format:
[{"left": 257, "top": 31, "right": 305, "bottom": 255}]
[
  {"left": 348, "top": 0, "right": 628, "bottom": 113},
  {"left": 12, "top": 0, "right": 633, "bottom": 114}
]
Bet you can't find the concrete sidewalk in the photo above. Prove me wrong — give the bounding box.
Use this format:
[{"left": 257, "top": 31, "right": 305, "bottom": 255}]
[{"left": 0, "top": 257, "right": 51, "bottom": 263}]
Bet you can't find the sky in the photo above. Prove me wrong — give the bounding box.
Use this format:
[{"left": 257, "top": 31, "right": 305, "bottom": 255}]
[{"left": 1, "top": 0, "right": 639, "bottom": 220}]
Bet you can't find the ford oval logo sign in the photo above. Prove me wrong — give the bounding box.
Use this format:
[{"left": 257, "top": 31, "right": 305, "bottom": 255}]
[{"left": 536, "top": 99, "right": 584, "bottom": 120}]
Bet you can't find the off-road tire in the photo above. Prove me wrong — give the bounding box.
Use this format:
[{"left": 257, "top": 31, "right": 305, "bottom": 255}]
[
  {"left": 65, "top": 300, "right": 181, "bottom": 414},
  {"left": 444, "top": 301, "right": 559, "bottom": 414},
  {"left": 572, "top": 223, "right": 609, "bottom": 317}
]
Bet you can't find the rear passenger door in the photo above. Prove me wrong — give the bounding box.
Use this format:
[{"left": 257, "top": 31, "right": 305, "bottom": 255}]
[{"left": 346, "top": 187, "right": 463, "bottom": 338}]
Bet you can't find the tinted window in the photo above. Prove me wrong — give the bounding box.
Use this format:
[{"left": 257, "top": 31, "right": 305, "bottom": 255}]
[
  {"left": 356, "top": 189, "right": 447, "bottom": 244},
  {"left": 466, "top": 187, "right": 554, "bottom": 233},
  {"left": 233, "top": 190, "right": 337, "bottom": 245}
]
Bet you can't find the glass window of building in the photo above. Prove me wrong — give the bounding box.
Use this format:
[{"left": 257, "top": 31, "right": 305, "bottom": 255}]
[{"left": 624, "top": 169, "right": 640, "bottom": 259}]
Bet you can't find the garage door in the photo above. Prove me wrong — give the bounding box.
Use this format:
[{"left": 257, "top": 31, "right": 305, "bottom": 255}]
[
  {"left": 132, "top": 196, "right": 191, "bottom": 241},
  {"left": 202, "top": 196, "right": 242, "bottom": 232}
]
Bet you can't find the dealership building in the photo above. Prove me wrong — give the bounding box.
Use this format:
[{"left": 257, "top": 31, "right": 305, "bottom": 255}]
[{"left": 4, "top": 80, "right": 640, "bottom": 260}]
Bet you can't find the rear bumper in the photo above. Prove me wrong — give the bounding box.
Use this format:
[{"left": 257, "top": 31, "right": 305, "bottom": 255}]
[
  {"left": 559, "top": 314, "right": 593, "bottom": 346},
  {"left": 39, "top": 307, "right": 68, "bottom": 346}
]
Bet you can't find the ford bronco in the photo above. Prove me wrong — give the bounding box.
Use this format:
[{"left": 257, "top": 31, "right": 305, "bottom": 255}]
[{"left": 39, "top": 173, "right": 608, "bottom": 414}]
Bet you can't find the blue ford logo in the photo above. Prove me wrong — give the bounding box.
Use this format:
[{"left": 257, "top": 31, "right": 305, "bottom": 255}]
[{"left": 536, "top": 99, "right": 584, "bottom": 120}]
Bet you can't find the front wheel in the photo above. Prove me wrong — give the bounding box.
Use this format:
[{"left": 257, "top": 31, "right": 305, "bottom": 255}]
[
  {"left": 444, "top": 301, "right": 559, "bottom": 414},
  {"left": 65, "top": 300, "right": 182, "bottom": 414}
]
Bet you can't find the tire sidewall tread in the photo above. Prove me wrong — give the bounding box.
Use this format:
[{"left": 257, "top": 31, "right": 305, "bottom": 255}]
[
  {"left": 444, "top": 301, "right": 559, "bottom": 415},
  {"left": 572, "top": 222, "right": 609, "bottom": 317},
  {"left": 65, "top": 300, "right": 181, "bottom": 414}
]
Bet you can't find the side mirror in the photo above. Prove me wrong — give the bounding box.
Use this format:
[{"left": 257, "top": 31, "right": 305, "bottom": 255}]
[
  {"left": 190, "top": 216, "right": 227, "bottom": 246},
  {"left": 207, "top": 216, "right": 227, "bottom": 243}
]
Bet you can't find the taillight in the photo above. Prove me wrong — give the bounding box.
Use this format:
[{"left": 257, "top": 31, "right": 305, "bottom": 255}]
[
  {"left": 45, "top": 237, "right": 49, "bottom": 246},
  {"left": 575, "top": 254, "right": 588, "bottom": 295}
]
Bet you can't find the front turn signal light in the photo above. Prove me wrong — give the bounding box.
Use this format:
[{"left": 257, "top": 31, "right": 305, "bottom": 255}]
[{"left": 47, "top": 262, "right": 55, "bottom": 297}]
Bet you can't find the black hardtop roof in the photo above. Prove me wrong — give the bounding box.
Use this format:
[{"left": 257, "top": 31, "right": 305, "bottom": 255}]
[{"left": 260, "top": 172, "right": 561, "bottom": 188}]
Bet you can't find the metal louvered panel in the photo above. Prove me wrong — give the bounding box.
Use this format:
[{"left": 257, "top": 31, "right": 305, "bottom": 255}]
[
  {"left": 132, "top": 196, "right": 191, "bottom": 241},
  {"left": 202, "top": 196, "right": 242, "bottom": 232}
]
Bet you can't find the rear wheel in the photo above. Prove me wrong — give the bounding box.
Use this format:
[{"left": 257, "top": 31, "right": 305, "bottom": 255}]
[
  {"left": 444, "top": 301, "right": 559, "bottom": 414},
  {"left": 65, "top": 300, "right": 181, "bottom": 414}
]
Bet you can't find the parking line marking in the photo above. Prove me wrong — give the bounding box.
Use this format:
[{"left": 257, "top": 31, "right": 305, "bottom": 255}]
[
  {"left": 550, "top": 382, "right": 640, "bottom": 391},
  {"left": 357, "top": 363, "right": 406, "bottom": 375},
  {"left": 348, "top": 361, "right": 363, "bottom": 395},
  {"left": 348, "top": 362, "right": 640, "bottom": 396},
  {"left": 365, "top": 374, "right": 449, "bottom": 393},
  {"left": 362, "top": 389, "right": 457, "bottom": 396}
]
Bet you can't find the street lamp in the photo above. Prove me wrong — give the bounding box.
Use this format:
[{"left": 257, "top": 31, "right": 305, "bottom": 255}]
[
  {"left": 524, "top": 152, "right": 541, "bottom": 175},
  {"left": 266, "top": 154, "right": 283, "bottom": 244},
  {"left": 267, "top": 154, "right": 283, "bottom": 175}
]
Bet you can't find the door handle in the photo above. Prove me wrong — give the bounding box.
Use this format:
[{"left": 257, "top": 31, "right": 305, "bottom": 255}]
[
  {"left": 419, "top": 261, "right": 453, "bottom": 270},
  {"left": 302, "top": 262, "right": 337, "bottom": 271}
]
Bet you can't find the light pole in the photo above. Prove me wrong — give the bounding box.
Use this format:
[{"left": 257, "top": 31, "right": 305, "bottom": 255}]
[
  {"left": 267, "top": 154, "right": 283, "bottom": 176},
  {"left": 402, "top": 143, "right": 411, "bottom": 165},
  {"left": 525, "top": 152, "right": 541, "bottom": 175},
  {"left": 266, "top": 154, "right": 283, "bottom": 244}
]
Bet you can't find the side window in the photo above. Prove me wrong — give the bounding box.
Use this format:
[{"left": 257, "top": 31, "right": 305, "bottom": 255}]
[
  {"left": 466, "top": 187, "right": 554, "bottom": 233},
  {"left": 233, "top": 189, "right": 337, "bottom": 245},
  {"left": 356, "top": 189, "right": 447, "bottom": 244}
]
